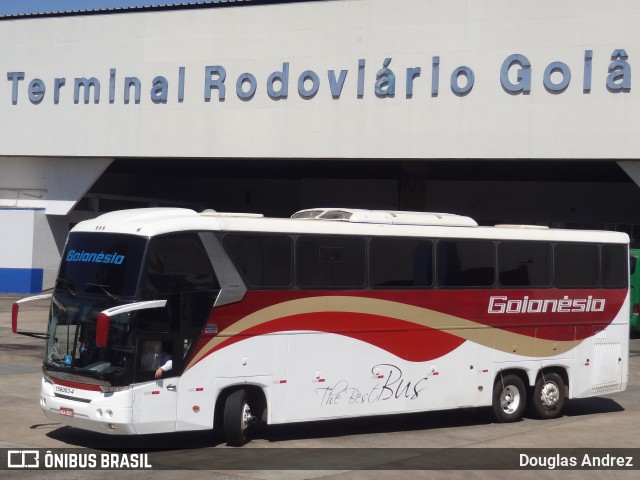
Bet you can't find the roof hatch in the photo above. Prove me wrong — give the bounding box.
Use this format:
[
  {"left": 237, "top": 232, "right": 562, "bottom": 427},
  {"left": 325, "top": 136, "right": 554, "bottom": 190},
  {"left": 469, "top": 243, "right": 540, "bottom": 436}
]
[{"left": 291, "top": 208, "right": 477, "bottom": 227}]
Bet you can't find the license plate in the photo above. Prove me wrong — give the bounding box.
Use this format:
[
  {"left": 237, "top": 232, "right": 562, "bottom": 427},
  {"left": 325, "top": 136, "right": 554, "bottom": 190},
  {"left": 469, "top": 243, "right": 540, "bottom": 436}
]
[{"left": 60, "top": 407, "right": 74, "bottom": 417}]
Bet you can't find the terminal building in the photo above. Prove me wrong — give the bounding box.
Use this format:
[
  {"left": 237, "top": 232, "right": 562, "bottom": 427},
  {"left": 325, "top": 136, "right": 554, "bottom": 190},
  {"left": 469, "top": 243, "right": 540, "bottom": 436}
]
[{"left": 2, "top": 0, "right": 640, "bottom": 293}]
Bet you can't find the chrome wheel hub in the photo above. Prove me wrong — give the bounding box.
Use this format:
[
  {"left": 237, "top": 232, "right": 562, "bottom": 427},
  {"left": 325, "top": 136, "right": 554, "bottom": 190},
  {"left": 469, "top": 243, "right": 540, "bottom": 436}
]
[
  {"left": 500, "top": 386, "right": 521, "bottom": 414},
  {"left": 540, "top": 382, "right": 560, "bottom": 408}
]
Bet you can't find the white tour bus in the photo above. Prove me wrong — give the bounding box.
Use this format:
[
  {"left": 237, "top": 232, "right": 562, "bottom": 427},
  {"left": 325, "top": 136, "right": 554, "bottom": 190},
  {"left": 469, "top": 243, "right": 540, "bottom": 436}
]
[{"left": 13, "top": 207, "right": 630, "bottom": 445}]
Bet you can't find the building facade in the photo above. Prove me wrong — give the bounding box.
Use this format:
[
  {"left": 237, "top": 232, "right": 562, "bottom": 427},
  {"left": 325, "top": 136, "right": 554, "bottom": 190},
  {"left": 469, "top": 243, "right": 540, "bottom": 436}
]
[{"left": 2, "top": 0, "right": 640, "bottom": 292}]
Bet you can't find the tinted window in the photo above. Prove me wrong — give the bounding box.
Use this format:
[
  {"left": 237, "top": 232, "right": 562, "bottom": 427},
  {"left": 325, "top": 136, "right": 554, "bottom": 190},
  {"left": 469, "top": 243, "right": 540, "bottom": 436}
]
[
  {"left": 498, "top": 242, "right": 552, "bottom": 287},
  {"left": 437, "top": 240, "right": 495, "bottom": 287},
  {"left": 224, "top": 234, "right": 292, "bottom": 288},
  {"left": 554, "top": 243, "right": 599, "bottom": 288},
  {"left": 370, "top": 238, "right": 433, "bottom": 288},
  {"left": 296, "top": 236, "right": 366, "bottom": 288},
  {"left": 602, "top": 244, "right": 627, "bottom": 288},
  {"left": 141, "top": 233, "right": 218, "bottom": 295},
  {"left": 59, "top": 232, "right": 147, "bottom": 297},
  {"left": 135, "top": 336, "right": 181, "bottom": 382}
]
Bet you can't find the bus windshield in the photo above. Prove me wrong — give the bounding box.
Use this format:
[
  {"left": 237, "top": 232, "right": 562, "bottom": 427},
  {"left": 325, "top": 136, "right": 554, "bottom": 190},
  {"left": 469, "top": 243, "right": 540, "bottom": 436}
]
[
  {"left": 57, "top": 232, "right": 147, "bottom": 298},
  {"left": 44, "top": 233, "right": 148, "bottom": 385}
]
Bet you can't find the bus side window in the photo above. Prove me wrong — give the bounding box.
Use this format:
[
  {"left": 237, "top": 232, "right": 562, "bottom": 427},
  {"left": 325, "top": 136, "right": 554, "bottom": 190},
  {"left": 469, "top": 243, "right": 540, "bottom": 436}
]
[
  {"left": 223, "top": 234, "right": 292, "bottom": 288},
  {"left": 296, "top": 235, "right": 366, "bottom": 289},
  {"left": 555, "top": 243, "right": 599, "bottom": 288},
  {"left": 370, "top": 238, "right": 434, "bottom": 288},
  {"left": 142, "top": 233, "right": 218, "bottom": 296},
  {"left": 437, "top": 240, "right": 495, "bottom": 288},
  {"left": 498, "top": 241, "right": 552, "bottom": 288},
  {"left": 139, "top": 233, "right": 220, "bottom": 366},
  {"left": 601, "top": 244, "right": 627, "bottom": 288},
  {"left": 137, "top": 338, "right": 176, "bottom": 380}
]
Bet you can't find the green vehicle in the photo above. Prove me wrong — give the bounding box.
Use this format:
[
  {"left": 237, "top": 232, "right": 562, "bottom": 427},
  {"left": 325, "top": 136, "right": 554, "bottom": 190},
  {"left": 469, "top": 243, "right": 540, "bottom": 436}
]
[{"left": 630, "top": 249, "right": 640, "bottom": 334}]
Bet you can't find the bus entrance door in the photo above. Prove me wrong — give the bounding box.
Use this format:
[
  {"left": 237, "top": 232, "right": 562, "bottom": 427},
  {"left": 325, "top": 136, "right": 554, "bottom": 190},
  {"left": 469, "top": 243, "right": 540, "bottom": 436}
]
[
  {"left": 131, "top": 338, "right": 178, "bottom": 433},
  {"left": 132, "top": 377, "right": 179, "bottom": 434}
]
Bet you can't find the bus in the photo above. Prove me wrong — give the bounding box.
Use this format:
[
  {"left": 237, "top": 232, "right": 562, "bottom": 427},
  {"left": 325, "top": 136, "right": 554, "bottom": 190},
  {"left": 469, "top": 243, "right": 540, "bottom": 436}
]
[{"left": 12, "top": 207, "right": 630, "bottom": 446}]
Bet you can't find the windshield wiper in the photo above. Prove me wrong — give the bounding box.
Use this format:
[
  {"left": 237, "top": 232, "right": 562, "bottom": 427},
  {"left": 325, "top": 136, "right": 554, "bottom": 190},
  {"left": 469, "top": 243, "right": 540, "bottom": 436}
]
[
  {"left": 56, "top": 277, "right": 76, "bottom": 296},
  {"left": 84, "top": 283, "right": 119, "bottom": 301}
]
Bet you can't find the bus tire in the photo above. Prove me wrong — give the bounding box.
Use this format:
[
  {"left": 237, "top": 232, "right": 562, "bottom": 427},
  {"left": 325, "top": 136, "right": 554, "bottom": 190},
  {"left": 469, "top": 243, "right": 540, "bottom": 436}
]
[
  {"left": 492, "top": 374, "right": 526, "bottom": 423},
  {"left": 532, "top": 373, "right": 565, "bottom": 420},
  {"left": 223, "top": 388, "right": 254, "bottom": 446}
]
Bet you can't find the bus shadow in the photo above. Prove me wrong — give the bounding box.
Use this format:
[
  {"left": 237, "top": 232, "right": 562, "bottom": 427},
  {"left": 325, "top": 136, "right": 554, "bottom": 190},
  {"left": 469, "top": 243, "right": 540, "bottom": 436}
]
[
  {"left": 262, "top": 397, "right": 625, "bottom": 444},
  {"left": 562, "top": 396, "right": 625, "bottom": 417},
  {"left": 46, "top": 426, "right": 225, "bottom": 450},
  {"left": 262, "top": 407, "right": 493, "bottom": 444},
  {"left": 44, "top": 397, "right": 624, "bottom": 450}
]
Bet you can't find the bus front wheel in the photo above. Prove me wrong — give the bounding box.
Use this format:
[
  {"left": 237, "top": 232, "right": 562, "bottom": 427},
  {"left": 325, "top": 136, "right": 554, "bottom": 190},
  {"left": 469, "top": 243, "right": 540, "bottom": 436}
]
[
  {"left": 531, "top": 373, "right": 566, "bottom": 419},
  {"left": 223, "top": 389, "right": 255, "bottom": 446},
  {"left": 492, "top": 374, "right": 526, "bottom": 423}
]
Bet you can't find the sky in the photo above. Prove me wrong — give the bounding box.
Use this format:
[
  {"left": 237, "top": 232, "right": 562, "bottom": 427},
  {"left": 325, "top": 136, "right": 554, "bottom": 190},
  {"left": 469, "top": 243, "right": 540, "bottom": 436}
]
[{"left": 0, "top": 1, "right": 205, "bottom": 15}]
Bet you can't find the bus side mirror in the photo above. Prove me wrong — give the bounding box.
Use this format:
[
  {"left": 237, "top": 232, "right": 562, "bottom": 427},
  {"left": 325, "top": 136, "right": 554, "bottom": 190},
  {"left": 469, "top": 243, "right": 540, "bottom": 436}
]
[
  {"left": 11, "top": 294, "right": 51, "bottom": 339},
  {"left": 96, "top": 312, "right": 110, "bottom": 347},
  {"left": 96, "top": 299, "right": 168, "bottom": 348},
  {"left": 11, "top": 303, "right": 19, "bottom": 334}
]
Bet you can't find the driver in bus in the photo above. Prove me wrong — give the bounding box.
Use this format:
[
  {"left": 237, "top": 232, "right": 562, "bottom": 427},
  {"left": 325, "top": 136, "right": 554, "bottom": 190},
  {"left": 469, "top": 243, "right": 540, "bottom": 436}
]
[
  {"left": 154, "top": 349, "right": 172, "bottom": 379},
  {"left": 141, "top": 341, "right": 173, "bottom": 378}
]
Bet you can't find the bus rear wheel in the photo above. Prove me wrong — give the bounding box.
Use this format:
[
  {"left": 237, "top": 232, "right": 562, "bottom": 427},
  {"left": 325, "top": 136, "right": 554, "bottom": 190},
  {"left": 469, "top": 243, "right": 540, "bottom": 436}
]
[
  {"left": 492, "top": 374, "right": 526, "bottom": 423},
  {"left": 531, "top": 373, "right": 565, "bottom": 419},
  {"left": 223, "top": 389, "right": 255, "bottom": 446}
]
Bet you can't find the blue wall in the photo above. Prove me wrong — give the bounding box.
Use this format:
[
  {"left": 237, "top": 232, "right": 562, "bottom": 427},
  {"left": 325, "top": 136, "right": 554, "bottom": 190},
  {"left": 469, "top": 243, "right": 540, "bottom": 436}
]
[{"left": 0, "top": 268, "right": 43, "bottom": 294}]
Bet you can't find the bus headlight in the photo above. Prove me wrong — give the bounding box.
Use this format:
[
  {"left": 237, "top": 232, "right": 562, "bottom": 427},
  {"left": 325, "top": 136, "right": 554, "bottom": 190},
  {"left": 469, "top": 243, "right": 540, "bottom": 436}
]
[{"left": 100, "top": 385, "right": 130, "bottom": 393}]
